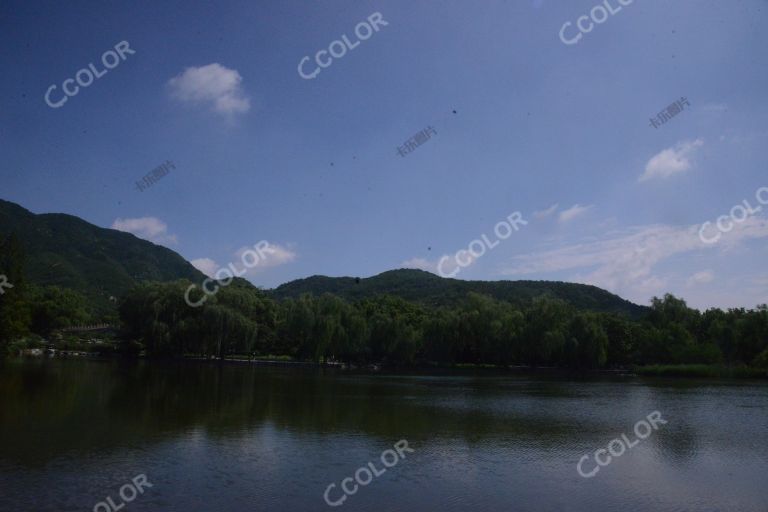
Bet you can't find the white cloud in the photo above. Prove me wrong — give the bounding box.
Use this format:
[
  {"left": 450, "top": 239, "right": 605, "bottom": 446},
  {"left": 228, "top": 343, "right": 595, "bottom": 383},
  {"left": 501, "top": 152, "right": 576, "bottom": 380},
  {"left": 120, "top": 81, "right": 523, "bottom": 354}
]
[
  {"left": 190, "top": 242, "right": 296, "bottom": 281},
  {"left": 167, "top": 63, "right": 250, "bottom": 116},
  {"left": 687, "top": 270, "right": 714, "bottom": 287},
  {"left": 639, "top": 139, "right": 703, "bottom": 182},
  {"left": 233, "top": 242, "right": 296, "bottom": 273},
  {"left": 534, "top": 203, "right": 559, "bottom": 219},
  {"left": 558, "top": 204, "right": 592, "bottom": 223},
  {"left": 402, "top": 251, "right": 478, "bottom": 277},
  {"left": 111, "top": 217, "right": 178, "bottom": 245},
  {"left": 634, "top": 275, "right": 668, "bottom": 295},
  {"left": 501, "top": 216, "right": 768, "bottom": 303},
  {"left": 191, "top": 258, "right": 219, "bottom": 277},
  {"left": 701, "top": 103, "right": 728, "bottom": 113},
  {"left": 401, "top": 257, "right": 437, "bottom": 273},
  {"left": 727, "top": 130, "right": 768, "bottom": 145}
]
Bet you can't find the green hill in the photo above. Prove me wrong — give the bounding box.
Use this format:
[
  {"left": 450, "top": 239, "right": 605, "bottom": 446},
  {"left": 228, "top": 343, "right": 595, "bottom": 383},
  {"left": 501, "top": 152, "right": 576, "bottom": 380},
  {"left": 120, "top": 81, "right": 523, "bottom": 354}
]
[
  {"left": 270, "top": 269, "right": 647, "bottom": 317},
  {"left": 0, "top": 198, "right": 646, "bottom": 319},
  {"left": 0, "top": 199, "right": 205, "bottom": 316}
]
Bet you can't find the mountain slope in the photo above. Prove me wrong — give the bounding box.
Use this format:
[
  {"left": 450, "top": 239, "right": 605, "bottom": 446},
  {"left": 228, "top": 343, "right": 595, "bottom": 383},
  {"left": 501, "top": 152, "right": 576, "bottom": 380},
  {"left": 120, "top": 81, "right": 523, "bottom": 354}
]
[
  {"left": 270, "top": 269, "right": 648, "bottom": 317},
  {"left": 0, "top": 198, "right": 646, "bottom": 319},
  {"left": 0, "top": 199, "right": 205, "bottom": 315}
]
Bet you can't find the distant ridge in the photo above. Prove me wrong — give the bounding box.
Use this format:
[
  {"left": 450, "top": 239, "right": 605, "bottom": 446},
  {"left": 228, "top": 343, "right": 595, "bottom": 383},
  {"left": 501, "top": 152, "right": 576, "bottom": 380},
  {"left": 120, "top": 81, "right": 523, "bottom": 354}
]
[
  {"left": 269, "top": 268, "right": 648, "bottom": 317},
  {"left": 0, "top": 198, "right": 646, "bottom": 318}
]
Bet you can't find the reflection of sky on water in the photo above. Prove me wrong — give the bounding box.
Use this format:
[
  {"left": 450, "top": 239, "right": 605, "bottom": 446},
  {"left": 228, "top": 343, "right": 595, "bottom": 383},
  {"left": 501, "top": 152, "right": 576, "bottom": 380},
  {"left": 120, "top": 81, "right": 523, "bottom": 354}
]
[{"left": 1, "top": 360, "right": 767, "bottom": 511}]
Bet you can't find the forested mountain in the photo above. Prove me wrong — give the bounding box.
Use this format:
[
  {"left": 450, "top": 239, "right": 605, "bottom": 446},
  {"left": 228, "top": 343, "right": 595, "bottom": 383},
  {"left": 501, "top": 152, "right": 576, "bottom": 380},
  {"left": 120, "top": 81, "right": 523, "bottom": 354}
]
[
  {"left": 3, "top": 198, "right": 766, "bottom": 372},
  {"left": 271, "top": 269, "right": 647, "bottom": 317},
  {"left": 1, "top": 198, "right": 645, "bottom": 318},
  {"left": 0, "top": 199, "right": 204, "bottom": 316}
]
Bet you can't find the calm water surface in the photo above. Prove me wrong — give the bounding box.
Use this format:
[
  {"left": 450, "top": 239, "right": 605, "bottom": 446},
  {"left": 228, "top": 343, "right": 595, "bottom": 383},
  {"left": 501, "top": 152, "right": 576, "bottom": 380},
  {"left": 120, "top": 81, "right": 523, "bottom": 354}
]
[{"left": 1, "top": 359, "right": 766, "bottom": 511}]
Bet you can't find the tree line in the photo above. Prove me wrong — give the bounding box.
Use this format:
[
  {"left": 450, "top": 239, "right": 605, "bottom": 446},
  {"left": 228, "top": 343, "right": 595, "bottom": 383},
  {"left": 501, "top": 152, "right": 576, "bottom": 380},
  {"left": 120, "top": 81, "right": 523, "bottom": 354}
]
[
  {"left": 118, "top": 280, "right": 768, "bottom": 369},
  {"left": 2, "top": 231, "right": 767, "bottom": 369}
]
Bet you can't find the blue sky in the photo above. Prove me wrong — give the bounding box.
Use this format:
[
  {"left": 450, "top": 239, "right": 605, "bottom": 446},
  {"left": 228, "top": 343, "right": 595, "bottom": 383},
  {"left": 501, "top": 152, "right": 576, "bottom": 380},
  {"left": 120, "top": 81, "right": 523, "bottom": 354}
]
[{"left": 1, "top": 0, "right": 767, "bottom": 309}]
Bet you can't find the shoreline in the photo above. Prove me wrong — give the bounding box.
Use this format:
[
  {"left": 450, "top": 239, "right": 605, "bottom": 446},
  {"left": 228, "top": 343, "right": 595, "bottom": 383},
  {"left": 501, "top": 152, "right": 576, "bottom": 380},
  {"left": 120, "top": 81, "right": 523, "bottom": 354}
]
[{"left": 8, "top": 353, "right": 767, "bottom": 380}]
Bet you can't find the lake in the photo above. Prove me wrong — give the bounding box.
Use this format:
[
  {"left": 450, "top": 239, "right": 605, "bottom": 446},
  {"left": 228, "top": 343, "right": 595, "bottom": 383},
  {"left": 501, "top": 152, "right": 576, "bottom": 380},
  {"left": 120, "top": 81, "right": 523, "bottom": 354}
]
[{"left": 1, "top": 358, "right": 766, "bottom": 511}]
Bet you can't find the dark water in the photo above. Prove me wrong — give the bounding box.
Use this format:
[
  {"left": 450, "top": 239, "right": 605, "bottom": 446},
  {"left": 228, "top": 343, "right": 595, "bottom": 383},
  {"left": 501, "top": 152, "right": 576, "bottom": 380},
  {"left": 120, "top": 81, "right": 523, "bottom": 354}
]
[{"left": 1, "top": 359, "right": 766, "bottom": 512}]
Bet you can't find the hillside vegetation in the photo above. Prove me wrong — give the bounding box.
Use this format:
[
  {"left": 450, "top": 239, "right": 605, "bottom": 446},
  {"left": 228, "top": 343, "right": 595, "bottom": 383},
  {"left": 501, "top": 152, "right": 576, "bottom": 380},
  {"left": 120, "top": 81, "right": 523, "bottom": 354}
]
[
  {"left": 0, "top": 199, "right": 204, "bottom": 317},
  {"left": 1, "top": 198, "right": 767, "bottom": 372},
  {"left": 270, "top": 269, "right": 647, "bottom": 317}
]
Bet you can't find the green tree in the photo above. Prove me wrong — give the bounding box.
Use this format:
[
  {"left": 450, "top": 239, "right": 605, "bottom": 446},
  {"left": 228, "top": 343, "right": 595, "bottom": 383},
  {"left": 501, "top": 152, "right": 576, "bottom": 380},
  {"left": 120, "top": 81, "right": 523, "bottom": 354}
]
[
  {"left": 29, "top": 286, "right": 91, "bottom": 335},
  {"left": 0, "top": 234, "right": 30, "bottom": 352},
  {"left": 564, "top": 313, "right": 608, "bottom": 368}
]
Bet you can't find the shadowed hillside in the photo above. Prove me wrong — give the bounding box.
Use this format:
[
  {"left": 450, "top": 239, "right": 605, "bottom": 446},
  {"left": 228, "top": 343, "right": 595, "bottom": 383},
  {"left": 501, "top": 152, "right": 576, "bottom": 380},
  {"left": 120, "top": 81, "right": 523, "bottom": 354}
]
[
  {"left": 0, "top": 199, "right": 205, "bottom": 316},
  {"left": 270, "top": 269, "right": 648, "bottom": 317}
]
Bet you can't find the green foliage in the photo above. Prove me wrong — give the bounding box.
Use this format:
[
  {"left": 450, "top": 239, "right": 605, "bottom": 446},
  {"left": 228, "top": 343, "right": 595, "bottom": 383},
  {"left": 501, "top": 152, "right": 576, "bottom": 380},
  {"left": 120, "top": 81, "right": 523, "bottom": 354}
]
[
  {"left": 0, "top": 234, "right": 31, "bottom": 352},
  {"left": 564, "top": 313, "right": 608, "bottom": 369},
  {"left": 1, "top": 199, "right": 766, "bottom": 370},
  {"left": 270, "top": 269, "right": 647, "bottom": 317},
  {"left": 0, "top": 198, "right": 205, "bottom": 319},
  {"left": 29, "top": 285, "right": 91, "bottom": 335},
  {"left": 119, "top": 281, "right": 267, "bottom": 359},
  {"left": 752, "top": 348, "right": 768, "bottom": 368},
  {"left": 108, "top": 277, "right": 766, "bottom": 372},
  {"left": 7, "top": 334, "right": 45, "bottom": 353}
]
